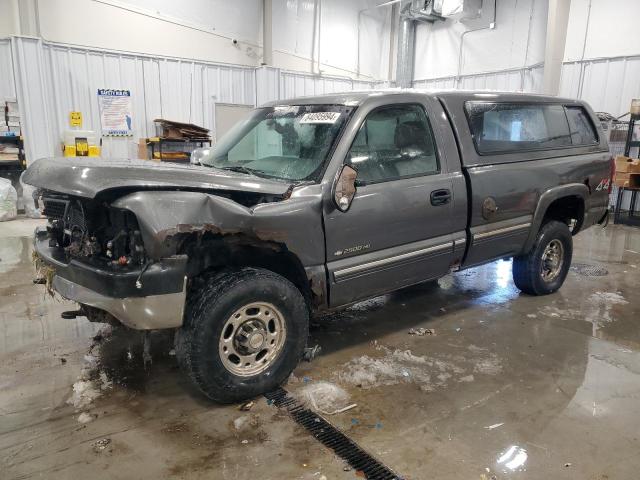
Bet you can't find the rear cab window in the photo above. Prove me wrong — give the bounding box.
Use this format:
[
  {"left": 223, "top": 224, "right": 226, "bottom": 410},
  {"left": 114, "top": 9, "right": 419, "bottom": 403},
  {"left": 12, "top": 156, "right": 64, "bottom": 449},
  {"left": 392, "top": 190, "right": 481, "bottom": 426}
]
[
  {"left": 465, "top": 102, "right": 599, "bottom": 155},
  {"left": 565, "top": 106, "right": 599, "bottom": 145}
]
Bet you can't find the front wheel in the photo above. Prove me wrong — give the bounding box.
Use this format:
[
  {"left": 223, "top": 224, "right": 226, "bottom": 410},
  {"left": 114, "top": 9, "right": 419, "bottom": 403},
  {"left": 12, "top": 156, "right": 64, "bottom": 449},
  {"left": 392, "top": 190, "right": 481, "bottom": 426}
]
[
  {"left": 175, "top": 267, "right": 309, "bottom": 403},
  {"left": 512, "top": 220, "right": 573, "bottom": 295}
]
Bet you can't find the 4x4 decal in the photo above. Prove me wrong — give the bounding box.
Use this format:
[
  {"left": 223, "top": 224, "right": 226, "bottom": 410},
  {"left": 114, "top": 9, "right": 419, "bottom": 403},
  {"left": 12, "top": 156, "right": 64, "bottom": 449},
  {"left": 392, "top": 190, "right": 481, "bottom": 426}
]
[{"left": 595, "top": 178, "right": 610, "bottom": 191}]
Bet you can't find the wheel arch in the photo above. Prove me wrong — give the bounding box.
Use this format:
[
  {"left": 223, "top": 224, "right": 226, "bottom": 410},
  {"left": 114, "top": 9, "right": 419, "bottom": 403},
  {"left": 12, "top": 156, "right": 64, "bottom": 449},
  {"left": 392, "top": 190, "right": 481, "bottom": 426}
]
[
  {"left": 523, "top": 184, "right": 588, "bottom": 253},
  {"left": 177, "top": 232, "right": 321, "bottom": 311}
]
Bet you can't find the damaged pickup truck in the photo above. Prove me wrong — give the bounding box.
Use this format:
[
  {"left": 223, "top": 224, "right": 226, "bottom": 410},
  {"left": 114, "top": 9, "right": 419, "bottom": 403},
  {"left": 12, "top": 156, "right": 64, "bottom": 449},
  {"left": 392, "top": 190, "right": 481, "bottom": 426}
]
[{"left": 25, "top": 91, "right": 612, "bottom": 403}]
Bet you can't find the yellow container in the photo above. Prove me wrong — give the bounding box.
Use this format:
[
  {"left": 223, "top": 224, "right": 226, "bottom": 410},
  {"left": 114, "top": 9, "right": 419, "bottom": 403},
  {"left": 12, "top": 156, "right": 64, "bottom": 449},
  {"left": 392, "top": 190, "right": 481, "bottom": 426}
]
[{"left": 63, "top": 130, "right": 100, "bottom": 157}]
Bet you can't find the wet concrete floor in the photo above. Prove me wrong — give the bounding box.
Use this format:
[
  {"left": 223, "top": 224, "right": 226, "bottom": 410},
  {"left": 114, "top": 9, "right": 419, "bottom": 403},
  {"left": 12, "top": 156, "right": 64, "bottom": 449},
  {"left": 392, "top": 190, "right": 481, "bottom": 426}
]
[{"left": 1, "top": 218, "right": 639, "bottom": 479}]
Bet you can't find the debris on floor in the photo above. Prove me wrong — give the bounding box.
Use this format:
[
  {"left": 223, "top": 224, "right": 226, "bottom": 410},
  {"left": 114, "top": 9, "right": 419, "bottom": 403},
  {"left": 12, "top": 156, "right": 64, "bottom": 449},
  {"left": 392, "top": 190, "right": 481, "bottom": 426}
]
[
  {"left": 408, "top": 327, "right": 435, "bottom": 336},
  {"left": 77, "top": 412, "right": 96, "bottom": 424},
  {"left": 294, "top": 381, "right": 356, "bottom": 415},
  {"left": 337, "top": 345, "right": 502, "bottom": 391},
  {"left": 68, "top": 380, "right": 102, "bottom": 410},
  {"left": 239, "top": 400, "right": 254, "bottom": 411},
  {"left": 91, "top": 438, "right": 112, "bottom": 453},
  {"left": 67, "top": 338, "right": 114, "bottom": 411},
  {"left": 232, "top": 414, "right": 259, "bottom": 431},
  {"left": 303, "top": 344, "right": 322, "bottom": 362},
  {"left": 484, "top": 422, "right": 504, "bottom": 430}
]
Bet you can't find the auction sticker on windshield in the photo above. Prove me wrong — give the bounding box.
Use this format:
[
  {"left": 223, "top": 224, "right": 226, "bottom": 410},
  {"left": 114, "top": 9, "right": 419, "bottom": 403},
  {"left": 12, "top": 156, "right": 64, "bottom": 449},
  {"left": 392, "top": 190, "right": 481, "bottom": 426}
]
[{"left": 299, "top": 112, "right": 341, "bottom": 124}]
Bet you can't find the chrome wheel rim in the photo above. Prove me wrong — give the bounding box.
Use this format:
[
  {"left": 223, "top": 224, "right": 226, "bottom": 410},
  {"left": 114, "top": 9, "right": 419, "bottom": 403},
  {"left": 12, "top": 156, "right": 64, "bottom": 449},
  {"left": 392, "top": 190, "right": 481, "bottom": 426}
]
[
  {"left": 218, "top": 302, "right": 287, "bottom": 377},
  {"left": 541, "top": 239, "right": 564, "bottom": 282}
]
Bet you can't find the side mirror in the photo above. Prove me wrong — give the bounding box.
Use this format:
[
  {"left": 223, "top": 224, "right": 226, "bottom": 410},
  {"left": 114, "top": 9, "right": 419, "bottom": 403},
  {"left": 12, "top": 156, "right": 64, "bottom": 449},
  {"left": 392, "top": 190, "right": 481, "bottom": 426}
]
[
  {"left": 190, "top": 147, "right": 211, "bottom": 165},
  {"left": 333, "top": 164, "right": 357, "bottom": 212}
]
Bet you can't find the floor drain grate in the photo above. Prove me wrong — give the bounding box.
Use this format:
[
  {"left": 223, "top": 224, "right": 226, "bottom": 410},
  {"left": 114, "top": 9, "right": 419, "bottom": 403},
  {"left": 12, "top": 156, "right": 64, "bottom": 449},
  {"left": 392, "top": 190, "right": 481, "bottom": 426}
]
[
  {"left": 570, "top": 263, "right": 609, "bottom": 276},
  {"left": 265, "top": 387, "right": 401, "bottom": 480}
]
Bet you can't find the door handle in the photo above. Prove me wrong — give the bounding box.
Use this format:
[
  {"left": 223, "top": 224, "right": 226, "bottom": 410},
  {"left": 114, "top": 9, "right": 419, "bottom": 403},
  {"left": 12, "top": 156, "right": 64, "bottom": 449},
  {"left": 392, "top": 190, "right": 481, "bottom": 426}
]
[{"left": 430, "top": 189, "right": 451, "bottom": 206}]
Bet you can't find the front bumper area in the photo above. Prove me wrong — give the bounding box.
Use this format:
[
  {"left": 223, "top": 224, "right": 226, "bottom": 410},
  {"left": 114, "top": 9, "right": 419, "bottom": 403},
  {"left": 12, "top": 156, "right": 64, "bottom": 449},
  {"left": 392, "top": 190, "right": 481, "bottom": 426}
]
[
  {"left": 34, "top": 227, "right": 188, "bottom": 329},
  {"left": 52, "top": 276, "right": 186, "bottom": 329}
]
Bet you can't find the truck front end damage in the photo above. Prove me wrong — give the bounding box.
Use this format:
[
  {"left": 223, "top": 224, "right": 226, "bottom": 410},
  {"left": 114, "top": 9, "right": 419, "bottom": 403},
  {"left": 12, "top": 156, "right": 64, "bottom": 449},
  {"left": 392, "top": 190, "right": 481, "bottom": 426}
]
[{"left": 33, "top": 192, "right": 188, "bottom": 329}]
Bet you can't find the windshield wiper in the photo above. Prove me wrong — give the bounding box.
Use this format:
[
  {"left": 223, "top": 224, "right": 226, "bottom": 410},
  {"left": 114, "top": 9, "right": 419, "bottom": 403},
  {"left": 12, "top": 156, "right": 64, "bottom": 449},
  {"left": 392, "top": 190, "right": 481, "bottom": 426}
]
[{"left": 219, "top": 165, "right": 264, "bottom": 177}]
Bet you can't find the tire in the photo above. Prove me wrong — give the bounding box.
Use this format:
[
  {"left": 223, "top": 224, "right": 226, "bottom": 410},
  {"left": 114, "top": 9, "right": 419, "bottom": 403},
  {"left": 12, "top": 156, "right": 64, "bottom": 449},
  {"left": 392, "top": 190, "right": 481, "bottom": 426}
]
[
  {"left": 175, "top": 267, "right": 309, "bottom": 403},
  {"left": 512, "top": 220, "right": 573, "bottom": 296}
]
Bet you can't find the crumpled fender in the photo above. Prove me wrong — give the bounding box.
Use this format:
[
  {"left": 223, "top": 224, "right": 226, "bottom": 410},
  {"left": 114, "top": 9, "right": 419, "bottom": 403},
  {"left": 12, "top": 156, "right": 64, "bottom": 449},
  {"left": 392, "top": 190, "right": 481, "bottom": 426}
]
[{"left": 111, "top": 189, "right": 325, "bottom": 266}]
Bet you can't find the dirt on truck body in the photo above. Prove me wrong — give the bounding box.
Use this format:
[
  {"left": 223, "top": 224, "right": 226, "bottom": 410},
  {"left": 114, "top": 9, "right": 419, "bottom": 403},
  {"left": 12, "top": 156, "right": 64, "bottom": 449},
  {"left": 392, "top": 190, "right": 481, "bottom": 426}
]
[{"left": 25, "top": 90, "right": 612, "bottom": 402}]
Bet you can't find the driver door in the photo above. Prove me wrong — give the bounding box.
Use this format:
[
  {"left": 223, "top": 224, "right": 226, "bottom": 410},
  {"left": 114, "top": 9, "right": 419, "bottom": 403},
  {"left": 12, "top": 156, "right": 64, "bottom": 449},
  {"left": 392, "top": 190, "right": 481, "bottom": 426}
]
[{"left": 324, "top": 102, "right": 460, "bottom": 307}]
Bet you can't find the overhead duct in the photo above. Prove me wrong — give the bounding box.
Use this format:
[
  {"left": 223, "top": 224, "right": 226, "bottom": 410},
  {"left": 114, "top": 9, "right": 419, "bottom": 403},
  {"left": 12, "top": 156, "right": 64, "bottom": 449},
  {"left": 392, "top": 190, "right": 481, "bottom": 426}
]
[{"left": 396, "top": 0, "right": 443, "bottom": 88}]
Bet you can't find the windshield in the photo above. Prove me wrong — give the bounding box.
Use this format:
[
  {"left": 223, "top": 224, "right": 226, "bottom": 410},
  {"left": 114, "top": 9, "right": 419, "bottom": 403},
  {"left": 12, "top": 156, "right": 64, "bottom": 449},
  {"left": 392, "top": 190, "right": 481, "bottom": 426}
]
[{"left": 200, "top": 105, "right": 352, "bottom": 181}]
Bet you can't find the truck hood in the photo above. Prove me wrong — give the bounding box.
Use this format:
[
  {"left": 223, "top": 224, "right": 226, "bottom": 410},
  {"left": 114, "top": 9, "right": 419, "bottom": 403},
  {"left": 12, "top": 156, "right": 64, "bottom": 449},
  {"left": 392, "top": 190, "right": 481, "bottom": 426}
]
[{"left": 22, "top": 157, "right": 293, "bottom": 199}]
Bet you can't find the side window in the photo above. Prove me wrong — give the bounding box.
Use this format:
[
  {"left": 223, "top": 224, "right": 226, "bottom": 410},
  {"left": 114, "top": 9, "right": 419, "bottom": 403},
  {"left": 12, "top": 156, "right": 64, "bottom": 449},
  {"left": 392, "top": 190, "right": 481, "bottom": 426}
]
[
  {"left": 565, "top": 106, "right": 598, "bottom": 145},
  {"left": 346, "top": 104, "right": 439, "bottom": 184},
  {"left": 466, "top": 102, "right": 572, "bottom": 154}
]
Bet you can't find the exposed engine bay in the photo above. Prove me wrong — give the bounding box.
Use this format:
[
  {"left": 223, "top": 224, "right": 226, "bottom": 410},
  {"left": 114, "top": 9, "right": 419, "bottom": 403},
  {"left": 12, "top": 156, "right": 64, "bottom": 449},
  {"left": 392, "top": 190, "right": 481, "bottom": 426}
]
[{"left": 39, "top": 191, "right": 146, "bottom": 268}]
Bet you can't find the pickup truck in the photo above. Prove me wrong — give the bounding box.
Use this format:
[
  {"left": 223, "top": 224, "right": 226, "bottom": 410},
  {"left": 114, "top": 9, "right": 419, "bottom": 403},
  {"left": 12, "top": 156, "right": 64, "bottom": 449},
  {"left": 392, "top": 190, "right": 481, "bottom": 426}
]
[{"left": 24, "top": 90, "right": 612, "bottom": 403}]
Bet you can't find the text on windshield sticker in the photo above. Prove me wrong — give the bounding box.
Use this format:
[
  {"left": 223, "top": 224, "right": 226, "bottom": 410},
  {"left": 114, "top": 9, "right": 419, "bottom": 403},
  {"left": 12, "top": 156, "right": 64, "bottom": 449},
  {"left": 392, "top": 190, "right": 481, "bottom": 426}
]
[{"left": 299, "top": 112, "right": 341, "bottom": 124}]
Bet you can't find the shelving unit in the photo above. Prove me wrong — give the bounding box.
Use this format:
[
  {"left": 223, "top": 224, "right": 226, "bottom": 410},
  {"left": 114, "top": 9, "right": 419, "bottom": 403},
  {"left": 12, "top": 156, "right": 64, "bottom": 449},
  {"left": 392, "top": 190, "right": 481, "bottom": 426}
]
[
  {"left": 145, "top": 137, "right": 211, "bottom": 163},
  {"left": 0, "top": 98, "right": 25, "bottom": 193},
  {"left": 0, "top": 135, "right": 26, "bottom": 170},
  {"left": 613, "top": 112, "right": 640, "bottom": 227}
]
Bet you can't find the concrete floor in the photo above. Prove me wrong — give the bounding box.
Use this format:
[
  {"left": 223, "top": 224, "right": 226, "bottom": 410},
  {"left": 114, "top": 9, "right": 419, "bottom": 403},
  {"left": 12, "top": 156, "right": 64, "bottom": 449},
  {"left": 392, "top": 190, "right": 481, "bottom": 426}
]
[{"left": 1, "top": 218, "right": 639, "bottom": 480}]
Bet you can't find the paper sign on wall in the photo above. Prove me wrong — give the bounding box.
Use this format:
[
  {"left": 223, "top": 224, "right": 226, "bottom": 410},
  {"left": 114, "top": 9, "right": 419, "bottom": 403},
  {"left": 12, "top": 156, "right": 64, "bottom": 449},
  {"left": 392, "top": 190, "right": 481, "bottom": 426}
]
[
  {"left": 69, "top": 111, "right": 82, "bottom": 127},
  {"left": 98, "top": 89, "right": 133, "bottom": 136}
]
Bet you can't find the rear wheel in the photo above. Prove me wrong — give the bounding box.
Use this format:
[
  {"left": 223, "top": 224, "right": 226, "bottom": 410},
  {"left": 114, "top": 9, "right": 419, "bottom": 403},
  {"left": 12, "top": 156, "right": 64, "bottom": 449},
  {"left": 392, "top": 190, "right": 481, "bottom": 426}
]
[
  {"left": 512, "top": 220, "right": 572, "bottom": 295},
  {"left": 175, "top": 267, "right": 308, "bottom": 403}
]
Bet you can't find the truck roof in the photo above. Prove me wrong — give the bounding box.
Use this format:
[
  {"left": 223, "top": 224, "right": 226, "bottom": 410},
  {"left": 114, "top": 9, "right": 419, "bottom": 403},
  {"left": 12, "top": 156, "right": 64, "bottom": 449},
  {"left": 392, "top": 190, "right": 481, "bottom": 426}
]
[{"left": 264, "top": 89, "right": 583, "bottom": 107}]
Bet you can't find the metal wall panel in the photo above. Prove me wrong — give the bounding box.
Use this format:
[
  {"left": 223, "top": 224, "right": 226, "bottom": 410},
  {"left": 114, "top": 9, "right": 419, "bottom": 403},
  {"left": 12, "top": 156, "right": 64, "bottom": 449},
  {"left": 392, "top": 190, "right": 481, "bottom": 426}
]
[
  {"left": 255, "top": 66, "right": 281, "bottom": 107},
  {"left": 0, "top": 39, "right": 16, "bottom": 101},
  {"left": 412, "top": 65, "right": 544, "bottom": 93},
  {"left": 10, "top": 36, "right": 255, "bottom": 163},
  {"left": 560, "top": 56, "right": 640, "bottom": 116},
  {"left": 279, "top": 70, "right": 376, "bottom": 102},
  {"left": 12, "top": 38, "right": 56, "bottom": 163}
]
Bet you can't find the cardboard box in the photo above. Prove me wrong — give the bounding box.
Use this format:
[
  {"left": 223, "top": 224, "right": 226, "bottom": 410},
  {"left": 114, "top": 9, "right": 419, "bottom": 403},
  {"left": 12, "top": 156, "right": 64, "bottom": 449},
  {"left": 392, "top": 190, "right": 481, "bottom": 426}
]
[
  {"left": 6, "top": 101, "right": 19, "bottom": 116},
  {"left": 138, "top": 138, "right": 150, "bottom": 160},
  {"left": 614, "top": 172, "right": 640, "bottom": 189},
  {"left": 615, "top": 155, "right": 640, "bottom": 173}
]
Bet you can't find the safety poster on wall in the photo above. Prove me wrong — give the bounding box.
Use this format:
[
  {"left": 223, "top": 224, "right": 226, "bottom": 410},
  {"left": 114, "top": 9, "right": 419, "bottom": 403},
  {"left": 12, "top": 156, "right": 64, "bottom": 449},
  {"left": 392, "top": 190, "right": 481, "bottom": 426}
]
[{"left": 98, "top": 89, "right": 133, "bottom": 136}]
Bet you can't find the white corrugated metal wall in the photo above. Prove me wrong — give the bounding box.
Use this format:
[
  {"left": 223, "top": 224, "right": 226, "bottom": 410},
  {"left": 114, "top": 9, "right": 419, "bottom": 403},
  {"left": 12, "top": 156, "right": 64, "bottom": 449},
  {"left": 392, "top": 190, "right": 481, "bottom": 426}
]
[
  {"left": 0, "top": 39, "right": 16, "bottom": 101},
  {"left": 5, "top": 37, "right": 379, "bottom": 165},
  {"left": 412, "top": 56, "right": 640, "bottom": 116},
  {"left": 559, "top": 55, "right": 640, "bottom": 116},
  {"left": 280, "top": 71, "right": 376, "bottom": 99},
  {"left": 412, "top": 64, "right": 544, "bottom": 93},
  {"left": 255, "top": 66, "right": 377, "bottom": 107},
  {"left": 9, "top": 36, "right": 256, "bottom": 162}
]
